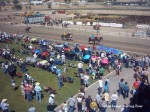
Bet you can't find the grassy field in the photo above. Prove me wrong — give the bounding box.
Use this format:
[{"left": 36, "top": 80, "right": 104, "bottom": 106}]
[{"left": 0, "top": 41, "right": 109, "bottom": 112}]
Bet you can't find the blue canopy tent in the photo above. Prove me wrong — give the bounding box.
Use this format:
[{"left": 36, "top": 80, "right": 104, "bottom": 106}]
[{"left": 96, "top": 45, "right": 122, "bottom": 55}]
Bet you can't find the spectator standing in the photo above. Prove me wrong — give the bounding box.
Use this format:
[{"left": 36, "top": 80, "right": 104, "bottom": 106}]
[
  {"left": 61, "top": 102, "right": 68, "bottom": 112},
  {"left": 49, "top": 94, "right": 55, "bottom": 105},
  {"left": 111, "top": 92, "right": 118, "bottom": 111},
  {"left": 34, "top": 82, "right": 42, "bottom": 102},
  {"left": 98, "top": 78, "right": 103, "bottom": 94},
  {"left": 89, "top": 99, "right": 98, "bottom": 112},
  {"left": 20, "top": 83, "right": 25, "bottom": 99},
  {"left": 77, "top": 61, "right": 83, "bottom": 74},
  {"left": 61, "top": 51, "right": 65, "bottom": 64},
  {"left": 85, "top": 95, "right": 92, "bottom": 112},
  {"left": 104, "top": 81, "right": 109, "bottom": 93},
  {"left": 57, "top": 74, "right": 63, "bottom": 89},
  {"left": 77, "top": 95, "right": 83, "bottom": 112},
  {"left": 99, "top": 67, "right": 104, "bottom": 79},
  {"left": 99, "top": 98, "right": 107, "bottom": 112},
  {"left": 24, "top": 84, "right": 32, "bottom": 102},
  {"left": 103, "top": 92, "right": 110, "bottom": 106},
  {"left": 83, "top": 74, "right": 89, "bottom": 87},
  {"left": 68, "top": 96, "right": 76, "bottom": 112},
  {"left": 123, "top": 82, "right": 130, "bottom": 99},
  {"left": 95, "top": 92, "right": 102, "bottom": 110},
  {"left": 4, "top": 61, "right": 8, "bottom": 74},
  {"left": 143, "top": 67, "right": 149, "bottom": 84},
  {"left": 118, "top": 79, "right": 125, "bottom": 97},
  {"left": 1, "top": 62, "right": 5, "bottom": 74}
]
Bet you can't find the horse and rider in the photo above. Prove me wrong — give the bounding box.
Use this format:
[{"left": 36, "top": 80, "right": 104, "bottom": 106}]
[
  {"left": 61, "top": 32, "right": 73, "bottom": 41},
  {"left": 89, "top": 33, "right": 103, "bottom": 45},
  {"left": 25, "top": 26, "right": 31, "bottom": 33}
]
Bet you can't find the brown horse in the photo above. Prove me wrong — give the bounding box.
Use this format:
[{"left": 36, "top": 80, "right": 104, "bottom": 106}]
[
  {"left": 88, "top": 36, "right": 103, "bottom": 45},
  {"left": 25, "top": 27, "right": 31, "bottom": 33}
]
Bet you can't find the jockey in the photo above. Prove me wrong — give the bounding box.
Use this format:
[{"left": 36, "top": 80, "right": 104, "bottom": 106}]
[{"left": 91, "top": 34, "right": 95, "bottom": 39}]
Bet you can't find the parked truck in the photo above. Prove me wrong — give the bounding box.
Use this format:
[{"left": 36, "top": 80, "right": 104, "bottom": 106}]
[{"left": 24, "top": 12, "right": 45, "bottom": 24}]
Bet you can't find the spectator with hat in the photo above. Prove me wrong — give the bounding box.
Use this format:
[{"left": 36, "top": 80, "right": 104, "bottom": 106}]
[
  {"left": 34, "top": 82, "right": 42, "bottom": 102},
  {"left": 49, "top": 94, "right": 55, "bottom": 105},
  {"left": 1, "top": 99, "right": 9, "bottom": 112}
]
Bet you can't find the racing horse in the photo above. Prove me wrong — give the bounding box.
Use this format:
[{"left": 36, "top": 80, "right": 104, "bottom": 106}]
[
  {"left": 93, "top": 24, "right": 101, "bottom": 30},
  {"left": 88, "top": 36, "right": 103, "bottom": 45},
  {"left": 61, "top": 33, "right": 73, "bottom": 41},
  {"left": 25, "top": 27, "right": 31, "bottom": 33}
]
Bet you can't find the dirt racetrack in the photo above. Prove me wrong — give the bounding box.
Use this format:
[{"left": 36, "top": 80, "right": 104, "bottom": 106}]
[{"left": 0, "top": 23, "right": 150, "bottom": 56}]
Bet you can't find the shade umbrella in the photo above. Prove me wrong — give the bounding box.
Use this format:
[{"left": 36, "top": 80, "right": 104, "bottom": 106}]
[
  {"left": 39, "top": 60, "right": 48, "bottom": 65},
  {"left": 83, "top": 55, "right": 90, "bottom": 60},
  {"left": 91, "top": 56, "right": 97, "bottom": 60},
  {"left": 31, "top": 38, "right": 37, "bottom": 41},
  {"left": 101, "top": 58, "right": 109, "bottom": 64},
  {"left": 34, "top": 49, "right": 41, "bottom": 54}
]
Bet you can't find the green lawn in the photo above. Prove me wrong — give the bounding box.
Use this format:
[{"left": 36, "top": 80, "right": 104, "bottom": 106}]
[
  {"left": 0, "top": 42, "right": 109, "bottom": 112},
  {"left": 0, "top": 42, "right": 85, "bottom": 112}
]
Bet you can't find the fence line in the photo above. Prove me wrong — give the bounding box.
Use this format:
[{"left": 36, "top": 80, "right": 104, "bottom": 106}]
[{"left": 13, "top": 23, "right": 150, "bottom": 40}]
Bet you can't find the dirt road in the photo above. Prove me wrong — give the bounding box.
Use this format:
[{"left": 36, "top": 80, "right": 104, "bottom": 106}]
[{"left": 0, "top": 23, "right": 150, "bottom": 55}]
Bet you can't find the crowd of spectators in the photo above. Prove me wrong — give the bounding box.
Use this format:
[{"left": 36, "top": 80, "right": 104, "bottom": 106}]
[{"left": 0, "top": 31, "right": 149, "bottom": 112}]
